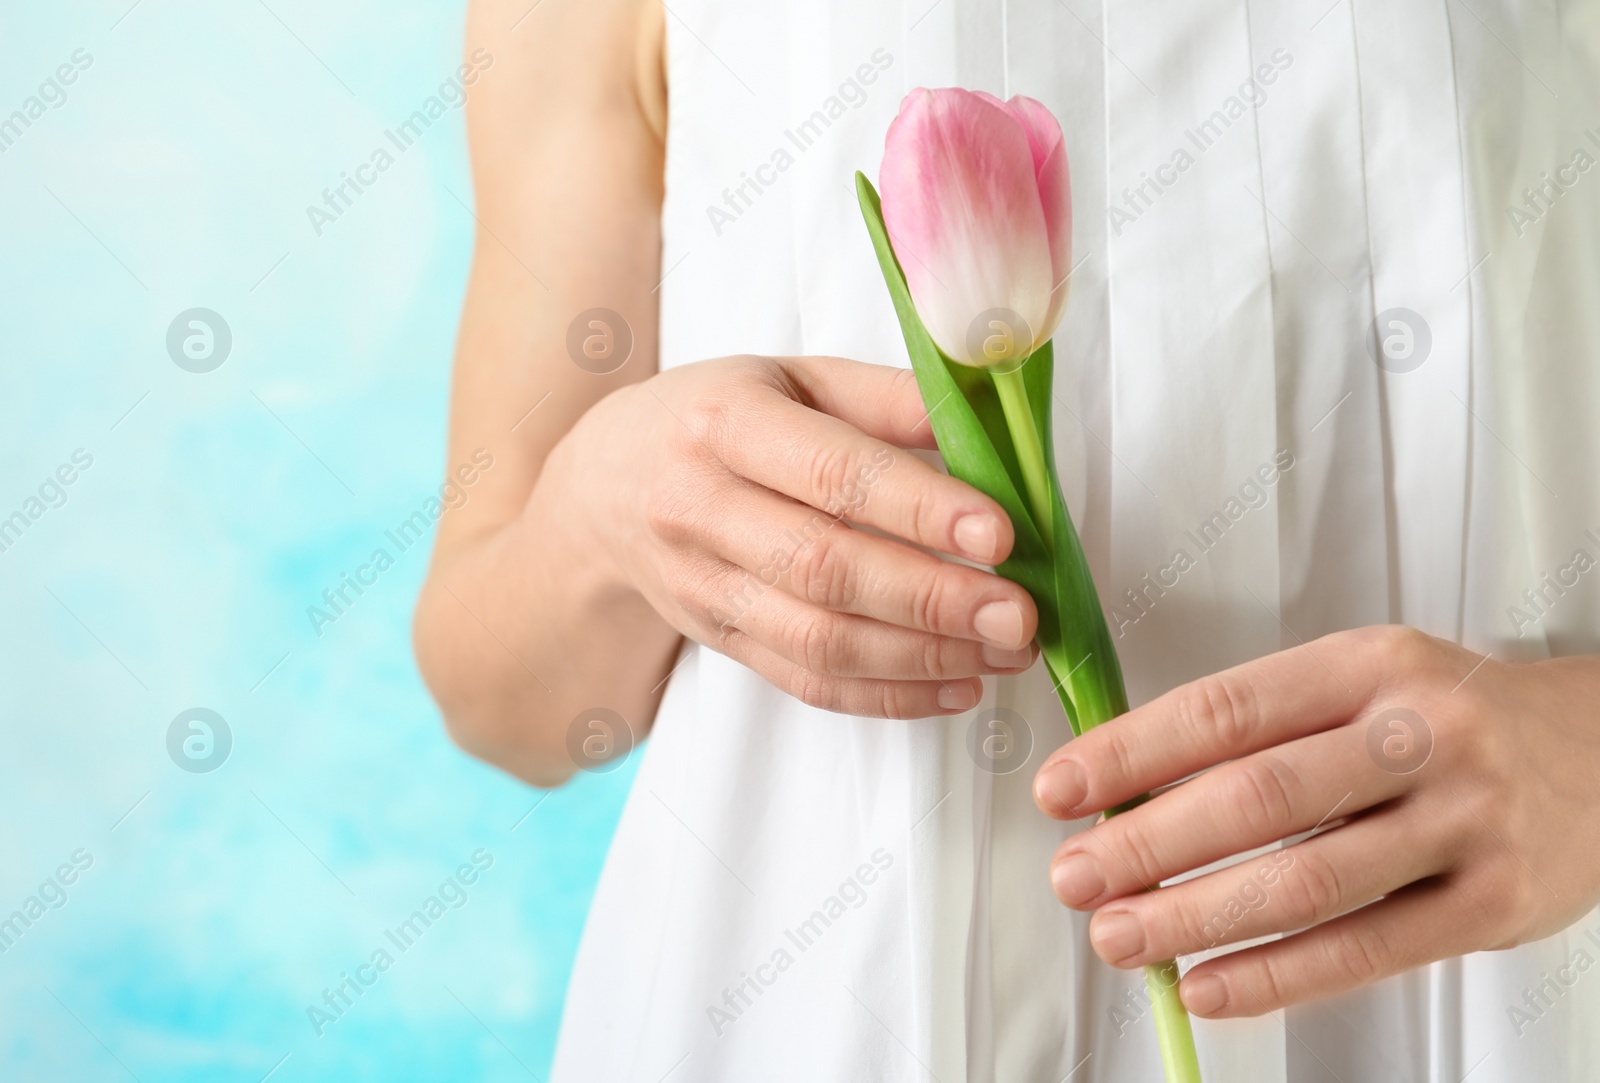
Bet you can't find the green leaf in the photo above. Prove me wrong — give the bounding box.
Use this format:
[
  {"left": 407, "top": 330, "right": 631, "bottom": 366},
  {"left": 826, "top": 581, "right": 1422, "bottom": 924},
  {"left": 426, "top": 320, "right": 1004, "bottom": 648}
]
[
  {"left": 857, "top": 172, "right": 1202, "bottom": 1083},
  {"left": 856, "top": 172, "right": 1125, "bottom": 736}
]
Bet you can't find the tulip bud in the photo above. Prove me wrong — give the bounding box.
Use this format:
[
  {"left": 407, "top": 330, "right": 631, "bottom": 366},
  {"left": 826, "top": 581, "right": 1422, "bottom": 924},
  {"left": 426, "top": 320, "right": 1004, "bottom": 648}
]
[{"left": 879, "top": 88, "right": 1072, "bottom": 368}]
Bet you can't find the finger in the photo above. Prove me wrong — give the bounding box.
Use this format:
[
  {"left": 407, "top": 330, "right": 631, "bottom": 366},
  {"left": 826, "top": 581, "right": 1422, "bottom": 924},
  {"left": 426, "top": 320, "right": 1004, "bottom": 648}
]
[
  {"left": 1083, "top": 806, "right": 1452, "bottom": 968},
  {"left": 1034, "top": 629, "right": 1399, "bottom": 819},
  {"left": 1049, "top": 725, "right": 1412, "bottom": 909},
  {"left": 1176, "top": 875, "right": 1469, "bottom": 1018},
  {"left": 716, "top": 626, "right": 984, "bottom": 718},
  {"left": 711, "top": 384, "right": 1015, "bottom": 566},
  {"left": 776, "top": 356, "right": 942, "bottom": 451},
  {"left": 716, "top": 572, "right": 1032, "bottom": 681},
  {"left": 699, "top": 483, "right": 1037, "bottom": 648}
]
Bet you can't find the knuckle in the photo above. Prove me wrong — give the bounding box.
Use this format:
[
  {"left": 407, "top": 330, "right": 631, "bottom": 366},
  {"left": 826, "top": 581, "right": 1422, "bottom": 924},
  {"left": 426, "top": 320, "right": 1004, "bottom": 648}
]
[
  {"left": 744, "top": 354, "right": 797, "bottom": 403},
  {"left": 1249, "top": 954, "right": 1291, "bottom": 1012},
  {"left": 1452, "top": 783, "right": 1513, "bottom": 855},
  {"left": 1339, "top": 624, "right": 1391, "bottom": 654},
  {"left": 1440, "top": 708, "right": 1490, "bottom": 773},
  {"left": 887, "top": 367, "right": 926, "bottom": 433},
  {"left": 805, "top": 442, "right": 857, "bottom": 507},
  {"left": 707, "top": 611, "right": 751, "bottom": 653},
  {"left": 786, "top": 667, "right": 838, "bottom": 712},
  {"left": 876, "top": 682, "right": 920, "bottom": 720},
  {"left": 789, "top": 529, "right": 851, "bottom": 609},
  {"left": 740, "top": 352, "right": 784, "bottom": 379},
  {"left": 1451, "top": 703, "right": 1509, "bottom": 784},
  {"left": 678, "top": 393, "right": 733, "bottom": 450},
  {"left": 901, "top": 480, "right": 939, "bottom": 543},
  {"left": 889, "top": 364, "right": 921, "bottom": 410},
  {"left": 1224, "top": 756, "right": 1300, "bottom": 839},
  {"left": 919, "top": 634, "right": 969, "bottom": 680},
  {"left": 911, "top": 566, "right": 954, "bottom": 634},
  {"left": 1109, "top": 817, "right": 1167, "bottom": 889},
  {"left": 900, "top": 632, "right": 940, "bottom": 680},
  {"left": 1176, "top": 673, "right": 1260, "bottom": 752},
  {"left": 1436, "top": 796, "right": 1482, "bottom": 864},
  {"left": 1327, "top": 922, "right": 1389, "bottom": 986},
  {"left": 785, "top": 610, "right": 841, "bottom": 674},
  {"left": 897, "top": 628, "right": 970, "bottom": 681},
  {"left": 706, "top": 574, "right": 761, "bottom": 633},
  {"left": 1168, "top": 895, "right": 1217, "bottom": 953},
  {"left": 1098, "top": 726, "right": 1142, "bottom": 793},
  {"left": 1276, "top": 847, "right": 1346, "bottom": 927},
  {"left": 1370, "top": 624, "right": 1435, "bottom": 671},
  {"left": 643, "top": 485, "right": 697, "bottom": 544}
]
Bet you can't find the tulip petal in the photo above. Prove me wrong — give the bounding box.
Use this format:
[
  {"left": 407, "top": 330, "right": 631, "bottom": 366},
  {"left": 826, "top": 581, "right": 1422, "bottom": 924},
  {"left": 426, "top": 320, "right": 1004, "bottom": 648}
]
[
  {"left": 1003, "top": 95, "right": 1072, "bottom": 341},
  {"left": 880, "top": 88, "right": 1055, "bottom": 366}
]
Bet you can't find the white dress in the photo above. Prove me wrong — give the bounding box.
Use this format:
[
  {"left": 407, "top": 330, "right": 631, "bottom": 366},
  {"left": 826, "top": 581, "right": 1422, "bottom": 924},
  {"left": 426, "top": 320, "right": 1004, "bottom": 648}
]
[{"left": 552, "top": 1, "right": 1600, "bottom": 1079}]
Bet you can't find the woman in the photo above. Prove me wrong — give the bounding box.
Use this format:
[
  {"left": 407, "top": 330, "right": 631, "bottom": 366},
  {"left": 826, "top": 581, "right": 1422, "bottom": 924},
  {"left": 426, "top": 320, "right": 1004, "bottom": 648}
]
[{"left": 415, "top": 0, "right": 1600, "bottom": 1078}]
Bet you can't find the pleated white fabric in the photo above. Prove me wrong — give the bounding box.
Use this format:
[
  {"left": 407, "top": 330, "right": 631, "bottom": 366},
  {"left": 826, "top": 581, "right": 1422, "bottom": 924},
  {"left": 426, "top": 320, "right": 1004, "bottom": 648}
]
[{"left": 551, "top": 2, "right": 1600, "bottom": 1079}]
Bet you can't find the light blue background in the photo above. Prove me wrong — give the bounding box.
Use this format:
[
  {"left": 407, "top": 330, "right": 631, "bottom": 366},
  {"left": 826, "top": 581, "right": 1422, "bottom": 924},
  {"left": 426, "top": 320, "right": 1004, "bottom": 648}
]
[{"left": 0, "top": 3, "right": 631, "bottom": 1079}]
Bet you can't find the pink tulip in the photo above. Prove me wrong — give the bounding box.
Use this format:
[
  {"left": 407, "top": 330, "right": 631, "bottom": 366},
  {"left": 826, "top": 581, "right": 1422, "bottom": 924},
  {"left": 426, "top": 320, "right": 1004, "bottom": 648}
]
[{"left": 879, "top": 88, "right": 1072, "bottom": 367}]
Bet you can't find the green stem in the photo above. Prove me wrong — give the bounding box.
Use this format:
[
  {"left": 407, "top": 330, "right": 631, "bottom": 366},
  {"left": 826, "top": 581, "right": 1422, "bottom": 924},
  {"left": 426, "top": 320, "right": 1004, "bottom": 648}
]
[
  {"left": 1144, "top": 961, "right": 1203, "bottom": 1083},
  {"left": 853, "top": 177, "right": 1198, "bottom": 1083},
  {"left": 987, "top": 372, "right": 1206, "bottom": 1081},
  {"left": 990, "top": 364, "right": 1054, "bottom": 549},
  {"left": 1101, "top": 805, "right": 1199, "bottom": 1082}
]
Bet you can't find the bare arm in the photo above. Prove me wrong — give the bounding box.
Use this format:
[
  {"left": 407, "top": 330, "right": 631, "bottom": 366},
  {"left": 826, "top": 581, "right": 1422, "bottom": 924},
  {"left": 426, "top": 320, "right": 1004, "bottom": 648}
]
[
  {"left": 414, "top": 0, "right": 675, "bottom": 785},
  {"left": 417, "top": 0, "right": 1040, "bottom": 789}
]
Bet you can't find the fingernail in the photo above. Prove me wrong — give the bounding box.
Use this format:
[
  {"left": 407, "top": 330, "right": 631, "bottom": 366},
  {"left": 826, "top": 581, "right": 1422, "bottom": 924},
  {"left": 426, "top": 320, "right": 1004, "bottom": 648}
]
[
  {"left": 1090, "top": 909, "right": 1146, "bottom": 965},
  {"left": 1182, "top": 975, "right": 1228, "bottom": 1016},
  {"left": 1050, "top": 851, "right": 1105, "bottom": 907},
  {"left": 953, "top": 514, "right": 999, "bottom": 562},
  {"left": 1034, "top": 758, "right": 1086, "bottom": 814},
  {"left": 973, "top": 600, "right": 1025, "bottom": 649},
  {"left": 937, "top": 682, "right": 979, "bottom": 711},
  {"left": 981, "top": 643, "right": 1033, "bottom": 670}
]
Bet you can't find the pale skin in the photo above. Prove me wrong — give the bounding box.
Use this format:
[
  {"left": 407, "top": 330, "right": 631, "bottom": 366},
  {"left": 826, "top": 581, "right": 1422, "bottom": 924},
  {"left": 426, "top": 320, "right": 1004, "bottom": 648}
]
[
  {"left": 415, "top": 0, "right": 1600, "bottom": 1023},
  {"left": 1034, "top": 628, "right": 1600, "bottom": 1018}
]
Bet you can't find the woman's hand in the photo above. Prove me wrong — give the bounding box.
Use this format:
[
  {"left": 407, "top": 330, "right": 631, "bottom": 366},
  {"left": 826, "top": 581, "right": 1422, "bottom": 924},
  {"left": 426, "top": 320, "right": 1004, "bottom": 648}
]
[
  {"left": 1032, "top": 626, "right": 1600, "bottom": 1018},
  {"left": 556, "top": 354, "right": 1040, "bottom": 720},
  {"left": 417, "top": 2, "right": 1035, "bottom": 783}
]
